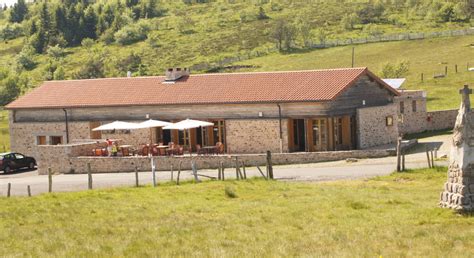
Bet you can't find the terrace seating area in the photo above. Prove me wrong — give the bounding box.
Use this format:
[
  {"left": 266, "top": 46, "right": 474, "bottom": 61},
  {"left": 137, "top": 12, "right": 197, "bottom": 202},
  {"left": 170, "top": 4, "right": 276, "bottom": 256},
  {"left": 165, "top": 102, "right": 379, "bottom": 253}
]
[{"left": 91, "top": 141, "right": 226, "bottom": 157}]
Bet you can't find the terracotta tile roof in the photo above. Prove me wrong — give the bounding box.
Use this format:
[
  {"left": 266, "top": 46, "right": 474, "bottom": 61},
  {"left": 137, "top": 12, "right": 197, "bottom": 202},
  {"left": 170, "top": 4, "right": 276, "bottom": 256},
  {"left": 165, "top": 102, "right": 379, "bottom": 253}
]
[{"left": 6, "top": 67, "right": 399, "bottom": 109}]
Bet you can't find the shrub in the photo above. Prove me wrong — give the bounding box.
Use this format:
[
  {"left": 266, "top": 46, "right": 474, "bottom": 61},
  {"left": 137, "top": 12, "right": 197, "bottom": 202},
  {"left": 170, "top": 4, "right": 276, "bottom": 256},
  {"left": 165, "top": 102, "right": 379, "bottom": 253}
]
[
  {"left": 81, "top": 38, "right": 95, "bottom": 49},
  {"left": 147, "top": 31, "right": 160, "bottom": 48},
  {"left": 225, "top": 186, "right": 238, "bottom": 198},
  {"left": 15, "top": 44, "right": 36, "bottom": 70},
  {"left": 114, "top": 20, "right": 151, "bottom": 45},
  {"left": 46, "top": 44, "right": 65, "bottom": 60},
  {"left": 0, "top": 23, "right": 23, "bottom": 41}
]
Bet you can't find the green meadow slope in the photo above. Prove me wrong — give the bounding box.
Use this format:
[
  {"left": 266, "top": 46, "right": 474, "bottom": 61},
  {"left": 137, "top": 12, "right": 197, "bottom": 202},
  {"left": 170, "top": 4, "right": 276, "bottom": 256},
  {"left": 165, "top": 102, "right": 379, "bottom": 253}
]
[
  {"left": 0, "top": 168, "right": 473, "bottom": 256},
  {"left": 233, "top": 35, "right": 474, "bottom": 111}
]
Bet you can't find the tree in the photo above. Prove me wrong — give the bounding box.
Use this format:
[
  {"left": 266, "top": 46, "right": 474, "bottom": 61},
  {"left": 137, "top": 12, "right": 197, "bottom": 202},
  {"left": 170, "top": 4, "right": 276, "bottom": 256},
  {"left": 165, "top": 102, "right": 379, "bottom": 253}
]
[
  {"left": 74, "top": 50, "right": 106, "bottom": 79},
  {"left": 53, "top": 66, "right": 65, "bottom": 80},
  {"left": 340, "top": 13, "right": 358, "bottom": 30},
  {"left": 316, "top": 27, "right": 328, "bottom": 45},
  {"left": 295, "top": 14, "right": 312, "bottom": 48},
  {"left": 81, "top": 6, "right": 98, "bottom": 40},
  {"left": 0, "top": 23, "right": 23, "bottom": 41},
  {"left": 9, "top": 0, "right": 28, "bottom": 23},
  {"left": 271, "top": 19, "right": 286, "bottom": 51},
  {"left": 380, "top": 60, "right": 409, "bottom": 78},
  {"left": 0, "top": 70, "right": 23, "bottom": 106},
  {"left": 46, "top": 44, "right": 65, "bottom": 60},
  {"left": 114, "top": 20, "right": 150, "bottom": 45},
  {"left": 15, "top": 44, "right": 36, "bottom": 70},
  {"left": 116, "top": 52, "right": 142, "bottom": 74}
]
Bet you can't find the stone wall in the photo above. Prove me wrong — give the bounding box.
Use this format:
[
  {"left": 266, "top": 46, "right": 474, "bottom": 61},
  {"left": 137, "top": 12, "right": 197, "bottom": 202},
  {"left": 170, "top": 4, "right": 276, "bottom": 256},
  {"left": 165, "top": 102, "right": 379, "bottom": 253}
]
[
  {"left": 9, "top": 119, "right": 92, "bottom": 157},
  {"left": 427, "top": 109, "right": 458, "bottom": 131},
  {"left": 36, "top": 145, "right": 391, "bottom": 175},
  {"left": 225, "top": 119, "right": 288, "bottom": 154},
  {"left": 36, "top": 141, "right": 104, "bottom": 174},
  {"left": 356, "top": 104, "right": 398, "bottom": 149}
]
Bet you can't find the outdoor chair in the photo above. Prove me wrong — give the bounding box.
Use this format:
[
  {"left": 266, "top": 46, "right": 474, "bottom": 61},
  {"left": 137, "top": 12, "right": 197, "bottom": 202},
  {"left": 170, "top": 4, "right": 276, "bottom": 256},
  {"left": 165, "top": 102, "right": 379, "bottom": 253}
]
[
  {"left": 196, "top": 144, "right": 205, "bottom": 155},
  {"left": 216, "top": 142, "right": 225, "bottom": 155}
]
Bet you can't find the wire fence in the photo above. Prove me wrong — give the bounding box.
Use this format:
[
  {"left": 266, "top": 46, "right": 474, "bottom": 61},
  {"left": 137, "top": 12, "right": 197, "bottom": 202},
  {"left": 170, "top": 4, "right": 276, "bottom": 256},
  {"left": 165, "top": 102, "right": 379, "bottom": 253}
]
[{"left": 190, "top": 27, "right": 474, "bottom": 71}]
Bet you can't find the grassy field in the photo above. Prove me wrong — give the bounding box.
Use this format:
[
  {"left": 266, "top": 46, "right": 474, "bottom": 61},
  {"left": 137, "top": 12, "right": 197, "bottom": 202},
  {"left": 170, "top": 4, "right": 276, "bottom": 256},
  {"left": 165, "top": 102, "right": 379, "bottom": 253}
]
[
  {"left": 0, "top": 167, "right": 473, "bottom": 257},
  {"left": 234, "top": 35, "right": 474, "bottom": 111},
  {"left": 0, "top": 110, "right": 9, "bottom": 152}
]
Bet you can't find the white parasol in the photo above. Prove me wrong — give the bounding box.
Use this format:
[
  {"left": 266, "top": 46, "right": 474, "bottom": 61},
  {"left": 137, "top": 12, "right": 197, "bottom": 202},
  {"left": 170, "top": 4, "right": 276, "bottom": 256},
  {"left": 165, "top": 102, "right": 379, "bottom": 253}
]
[{"left": 92, "top": 121, "right": 141, "bottom": 131}]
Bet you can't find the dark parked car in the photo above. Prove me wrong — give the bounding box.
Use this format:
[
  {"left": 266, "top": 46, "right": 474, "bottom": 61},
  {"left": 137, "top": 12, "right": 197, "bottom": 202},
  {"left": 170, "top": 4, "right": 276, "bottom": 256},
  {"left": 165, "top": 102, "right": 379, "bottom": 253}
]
[{"left": 0, "top": 153, "right": 36, "bottom": 173}]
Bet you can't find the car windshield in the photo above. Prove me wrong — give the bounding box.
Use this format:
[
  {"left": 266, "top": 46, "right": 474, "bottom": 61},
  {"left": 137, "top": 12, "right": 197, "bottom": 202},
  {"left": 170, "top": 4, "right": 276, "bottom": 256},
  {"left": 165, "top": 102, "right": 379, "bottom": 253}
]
[{"left": 15, "top": 154, "right": 25, "bottom": 159}]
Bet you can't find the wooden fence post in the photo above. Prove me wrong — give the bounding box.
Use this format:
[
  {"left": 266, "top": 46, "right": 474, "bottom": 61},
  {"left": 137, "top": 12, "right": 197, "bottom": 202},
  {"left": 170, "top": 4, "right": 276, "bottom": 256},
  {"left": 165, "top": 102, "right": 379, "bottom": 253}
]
[
  {"left": 177, "top": 161, "right": 182, "bottom": 185},
  {"left": 396, "top": 137, "right": 402, "bottom": 172},
  {"left": 170, "top": 165, "right": 174, "bottom": 181},
  {"left": 217, "top": 166, "right": 222, "bottom": 180},
  {"left": 430, "top": 150, "right": 435, "bottom": 168},
  {"left": 455, "top": 64, "right": 458, "bottom": 73},
  {"left": 135, "top": 167, "right": 139, "bottom": 187},
  {"left": 48, "top": 167, "right": 53, "bottom": 193},
  {"left": 401, "top": 151, "right": 406, "bottom": 172},
  {"left": 235, "top": 157, "right": 240, "bottom": 180},
  {"left": 191, "top": 160, "right": 200, "bottom": 182},
  {"left": 27, "top": 185, "right": 31, "bottom": 197},
  {"left": 87, "top": 163, "right": 93, "bottom": 190},
  {"left": 151, "top": 157, "right": 157, "bottom": 187},
  {"left": 256, "top": 166, "right": 267, "bottom": 180},
  {"left": 445, "top": 66, "right": 448, "bottom": 75},
  {"left": 266, "top": 151, "right": 274, "bottom": 179},
  {"left": 425, "top": 147, "right": 432, "bottom": 168},
  {"left": 221, "top": 161, "right": 225, "bottom": 181},
  {"left": 7, "top": 182, "right": 11, "bottom": 197},
  {"left": 421, "top": 73, "right": 424, "bottom": 82},
  {"left": 242, "top": 161, "right": 247, "bottom": 179}
]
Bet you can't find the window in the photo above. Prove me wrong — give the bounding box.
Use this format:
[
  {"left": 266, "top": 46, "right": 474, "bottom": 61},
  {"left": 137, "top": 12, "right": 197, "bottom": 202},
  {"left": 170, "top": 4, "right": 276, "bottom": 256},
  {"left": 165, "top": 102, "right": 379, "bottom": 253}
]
[
  {"left": 178, "top": 130, "right": 188, "bottom": 146},
  {"left": 412, "top": 100, "right": 417, "bottom": 112},
  {"left": 213, "top": 120, "right": 225, "bottom": 145},
  {"left": 50, "top": 136, "right": 63, "bottom": 145},
  {"left": 400, "top": 101, "right": 405, "bottom": 114},
  {"left": 37, "top": 136, "right": 47, "bottom": 145},
  {"left": 14, "top": 154, "right": 24, "bottom": 159},
  {"left": 386, "top": 116, "right": 394, "bottom": 126},
  {"left": 312, "top": 119, "right": 327, "bottom": 151}
]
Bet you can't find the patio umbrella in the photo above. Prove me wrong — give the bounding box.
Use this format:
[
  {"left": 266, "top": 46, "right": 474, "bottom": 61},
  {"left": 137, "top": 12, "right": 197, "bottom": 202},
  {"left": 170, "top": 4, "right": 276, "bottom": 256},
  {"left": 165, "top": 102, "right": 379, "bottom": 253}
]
[
  {"left": 163, "top": 119, "right": 214, "bottom": 130},
  {"left": 137, "top": 119, "right": 172, "bottom": 129},
  {"left": 137, "top": 119, "right": 173, "bottom": 146},
  {"left": 92, "top": 121, "right": 141, "bottom": 131},
  {"left": 163, "top": 119, "right": 214, "bottom": 148}
]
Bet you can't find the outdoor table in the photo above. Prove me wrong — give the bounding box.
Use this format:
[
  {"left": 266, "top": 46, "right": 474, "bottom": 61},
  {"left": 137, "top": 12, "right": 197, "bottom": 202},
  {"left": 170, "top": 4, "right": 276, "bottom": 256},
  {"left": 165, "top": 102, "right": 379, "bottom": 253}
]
[{"left": 202, "top": 146, "right": 217, "bottom": 155}]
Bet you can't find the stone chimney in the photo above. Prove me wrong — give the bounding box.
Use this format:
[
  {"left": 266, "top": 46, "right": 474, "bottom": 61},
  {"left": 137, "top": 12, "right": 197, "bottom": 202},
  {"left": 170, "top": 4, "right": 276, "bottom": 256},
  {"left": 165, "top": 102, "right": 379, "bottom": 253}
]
[
  {"left": 440, "top": 85, "right": 474, "bottom": 212},
  {"left": 165, "top": 68, "right": 190, "bottom": 81}
]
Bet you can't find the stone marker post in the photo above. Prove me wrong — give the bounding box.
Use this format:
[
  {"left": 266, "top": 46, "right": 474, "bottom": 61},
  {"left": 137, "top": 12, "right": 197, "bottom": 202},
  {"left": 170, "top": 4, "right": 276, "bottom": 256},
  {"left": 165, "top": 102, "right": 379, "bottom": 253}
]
[{"left": 440, "top": 85, "right": 474, "bottom": 212}]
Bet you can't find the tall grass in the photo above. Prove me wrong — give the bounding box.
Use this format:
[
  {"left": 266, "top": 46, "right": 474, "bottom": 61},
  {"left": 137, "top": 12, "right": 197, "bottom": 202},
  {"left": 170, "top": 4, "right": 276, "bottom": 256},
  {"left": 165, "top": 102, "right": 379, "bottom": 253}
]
[{"left": 0, "top": 167, "right": 472, "bottom": 257}]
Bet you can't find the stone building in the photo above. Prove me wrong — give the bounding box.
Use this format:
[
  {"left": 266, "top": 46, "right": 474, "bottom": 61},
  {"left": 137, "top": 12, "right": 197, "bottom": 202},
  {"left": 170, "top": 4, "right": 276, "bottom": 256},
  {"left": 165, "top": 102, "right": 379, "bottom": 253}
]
[
  {"left": 440, "top": 85, "right": 474, "bottom": 212},
  {"left": 6, "top": 67, "right": 403, "bottom": 156}
]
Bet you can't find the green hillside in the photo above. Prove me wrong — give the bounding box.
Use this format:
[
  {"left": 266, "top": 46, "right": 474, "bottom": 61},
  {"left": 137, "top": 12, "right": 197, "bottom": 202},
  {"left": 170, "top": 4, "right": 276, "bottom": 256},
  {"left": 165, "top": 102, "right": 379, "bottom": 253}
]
[
  {"left": 233, "top": 35, "right": 474, "bottom": 111},
  {"left": 0, "top": 0, "right": 472, "bottom": 106}
]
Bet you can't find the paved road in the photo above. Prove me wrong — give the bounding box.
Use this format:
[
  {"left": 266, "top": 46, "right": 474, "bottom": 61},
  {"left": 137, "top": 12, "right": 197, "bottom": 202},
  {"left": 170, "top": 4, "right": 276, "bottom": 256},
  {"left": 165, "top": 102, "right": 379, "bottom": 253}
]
[{"left": 0, "top": 134, "right": 451, "bottom": 196}]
